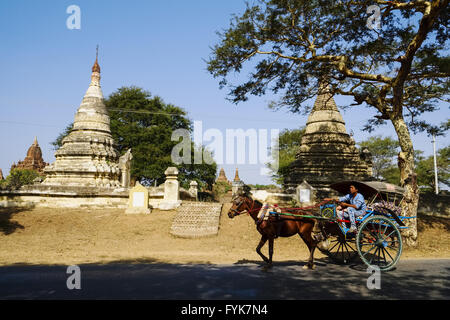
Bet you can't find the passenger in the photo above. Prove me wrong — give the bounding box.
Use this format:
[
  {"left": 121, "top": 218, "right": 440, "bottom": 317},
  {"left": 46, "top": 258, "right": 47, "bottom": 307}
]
[{"left": 325, "top": 184, "right": 366, "bottom": 233}]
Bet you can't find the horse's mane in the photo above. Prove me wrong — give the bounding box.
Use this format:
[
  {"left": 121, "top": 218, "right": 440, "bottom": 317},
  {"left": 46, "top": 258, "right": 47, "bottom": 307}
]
[
  {"left": 243, "top": 192, "right": 262, "bottom": 207},
  {"left": 253, "top": 198, "right": 263, "bottom": 207}
]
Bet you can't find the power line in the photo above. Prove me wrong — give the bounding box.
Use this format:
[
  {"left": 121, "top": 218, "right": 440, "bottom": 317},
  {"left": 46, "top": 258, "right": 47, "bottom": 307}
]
[
  {"left": 0, "top": 109, "right": 305, "bottom": 128},
  {"left": 0, "top": 120, "right": 60, "bottom": 128}
]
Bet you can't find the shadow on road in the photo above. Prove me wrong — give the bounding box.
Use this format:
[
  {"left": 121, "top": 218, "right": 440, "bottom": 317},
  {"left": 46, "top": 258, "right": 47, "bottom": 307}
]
[{"left": 0, "top": 257, "right": 448, "bottom": 299}]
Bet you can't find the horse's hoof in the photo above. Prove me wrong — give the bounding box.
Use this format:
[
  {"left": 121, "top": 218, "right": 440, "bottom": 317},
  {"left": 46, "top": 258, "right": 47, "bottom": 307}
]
[
  {"left": 302, "top": 264, "right": 315, "bottom": 270},
  {"left": 262, "top": 264, "right": 272, "bottom": 272}
]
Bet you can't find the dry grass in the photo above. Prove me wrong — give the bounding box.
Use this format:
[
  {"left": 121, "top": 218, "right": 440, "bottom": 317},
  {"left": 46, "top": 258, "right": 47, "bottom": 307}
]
[{"left": 0, "top": 204, "right": 448, "bottom": 266}]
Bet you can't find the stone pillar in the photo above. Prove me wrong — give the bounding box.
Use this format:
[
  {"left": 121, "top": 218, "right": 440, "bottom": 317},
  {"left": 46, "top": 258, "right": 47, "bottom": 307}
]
[
  {"left": 189, "top": 181, "right": 198, "bottom": 200},
  {"left": 159, "top": 167, "right": 182, "bottom": 210},
  {"left": 119, "top": 149, "right": 133, "bottom": 188}
]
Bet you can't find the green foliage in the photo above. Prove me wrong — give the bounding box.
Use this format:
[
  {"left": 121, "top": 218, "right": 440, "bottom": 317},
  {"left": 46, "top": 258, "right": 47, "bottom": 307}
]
[
  {"left": 247, "top": 184, "right": 279, "bottom": 190},
  {"left": 379, "top": 166, "right": 401, "bottom": 186},
  {"left": 212, "top": 181, "right": 232, "bottom": 199},
  {"left": 267, "top": 127, "right": 305, "bottom": 185},
  {"left": 106, "top": 86, "right": 192, "bottom": 186},
  {"left": 382, "top": 146, "right": 449, "bottom": 192},
  {"left": 2, "top": 169, "right": 42, "bottom": 190},
  {"left": 207, "top": 0, "right": 449, "bottom": 135},
  {"left": 415, "top": 145, "right": 450, "bottom": 191},
  {"left": 358, "top": 136, "right": 400, "bottom": 180},
  {"left": 379, "top": 150, "right": 424, "bottom": 185},
  {"left": 178, "top": 144, "right": 217, "bottom": 190}
]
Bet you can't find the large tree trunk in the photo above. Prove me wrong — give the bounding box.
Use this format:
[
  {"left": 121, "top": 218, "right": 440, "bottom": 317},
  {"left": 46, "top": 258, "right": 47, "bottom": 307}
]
[{"left": 392, "top": 117, "right": 419, "bottom": 247}]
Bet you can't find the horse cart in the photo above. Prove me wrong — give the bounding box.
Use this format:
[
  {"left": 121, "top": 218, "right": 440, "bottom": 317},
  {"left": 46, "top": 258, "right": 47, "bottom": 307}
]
[
  {"left": 228, "top": 181, "right": 415, "bottom": 272},
  {"left": 294, "top": 181, "right": 414, "bottom": 271}
]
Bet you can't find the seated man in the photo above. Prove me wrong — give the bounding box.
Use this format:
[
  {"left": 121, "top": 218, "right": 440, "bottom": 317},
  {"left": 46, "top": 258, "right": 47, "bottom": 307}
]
[{"left": 325, "top": 184, "right": 366, "bottom": 233}]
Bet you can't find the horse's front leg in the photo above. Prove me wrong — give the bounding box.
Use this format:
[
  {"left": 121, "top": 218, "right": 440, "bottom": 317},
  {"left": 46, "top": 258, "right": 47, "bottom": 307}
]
[
  {"left": 268, "top": 238, "right": 274, "bottom": 266},
  {"left": 306, "top": 243, "right": 316, "bottom": 270},
  {"left": 300, "top": 231, "right": 317, "bottom": 270},
  {"left": 256, "top": 235, "right": 269, "bottom": 264}
]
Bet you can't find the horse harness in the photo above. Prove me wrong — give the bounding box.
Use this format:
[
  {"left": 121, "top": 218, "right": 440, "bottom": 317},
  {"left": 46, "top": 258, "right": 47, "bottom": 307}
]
[{"left": 231, "top": 196, "right": 327, "bottom": 242}]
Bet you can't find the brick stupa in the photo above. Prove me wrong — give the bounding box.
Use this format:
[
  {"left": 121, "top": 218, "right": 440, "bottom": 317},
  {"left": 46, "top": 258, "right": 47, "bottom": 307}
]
[
  {"left": 285, "top": 83, "right": 372, "bottom": 196},
  {"left": 216, "top": 168, "right": 231, "bottom": 185},
  {"left": 11, "top": 137, "right": 48, "bottom": 174},
  {"left": 42, "top": 53, "right": 121, "bottom": 187}
]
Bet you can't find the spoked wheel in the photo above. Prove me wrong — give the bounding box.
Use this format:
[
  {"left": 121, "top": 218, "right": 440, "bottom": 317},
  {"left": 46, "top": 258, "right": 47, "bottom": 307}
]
[
  {"left": 319, "top": 223, "right": 358, "bottom": 264},
  {"left": 356, "top": 215, "right": 403, "bottom": 271}
]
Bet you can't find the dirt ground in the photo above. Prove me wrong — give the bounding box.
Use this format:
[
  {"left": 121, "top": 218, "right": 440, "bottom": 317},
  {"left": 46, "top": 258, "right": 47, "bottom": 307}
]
[{"left": 0, "top": 204, "right": 449, "bottom": 266}]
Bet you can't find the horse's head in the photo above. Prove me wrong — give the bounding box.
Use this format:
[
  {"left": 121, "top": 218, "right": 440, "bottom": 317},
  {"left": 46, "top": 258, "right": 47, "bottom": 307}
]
[{"left": 228, "top": 195, "right": 250, "bottom": 218}]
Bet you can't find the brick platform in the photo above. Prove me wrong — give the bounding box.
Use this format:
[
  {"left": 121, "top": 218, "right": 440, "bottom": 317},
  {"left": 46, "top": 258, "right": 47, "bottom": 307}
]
[{"left": 170, "top": 202, "right": 223, "bottom": 238}]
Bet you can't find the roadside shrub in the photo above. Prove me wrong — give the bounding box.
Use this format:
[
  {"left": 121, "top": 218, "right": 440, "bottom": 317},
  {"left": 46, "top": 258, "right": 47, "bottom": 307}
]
[{"left": 4, "top": 169, "right": 42, "bottom": 190}]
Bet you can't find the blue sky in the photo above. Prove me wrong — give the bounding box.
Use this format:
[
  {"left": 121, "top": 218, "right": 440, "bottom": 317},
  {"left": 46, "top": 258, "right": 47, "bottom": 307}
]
[{"left": 0, "top": 0, "right": 448, "bottom": 185}]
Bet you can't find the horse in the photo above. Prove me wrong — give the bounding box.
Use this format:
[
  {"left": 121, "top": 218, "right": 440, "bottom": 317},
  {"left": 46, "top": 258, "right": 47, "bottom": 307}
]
[{"left": 227, "top": 191, "right": 322, "bottom": 270}]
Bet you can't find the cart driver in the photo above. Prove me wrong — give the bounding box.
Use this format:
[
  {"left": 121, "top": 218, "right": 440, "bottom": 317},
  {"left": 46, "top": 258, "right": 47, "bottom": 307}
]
[{"left": 325, "top": 184, "right": 366, "bottom": 233}]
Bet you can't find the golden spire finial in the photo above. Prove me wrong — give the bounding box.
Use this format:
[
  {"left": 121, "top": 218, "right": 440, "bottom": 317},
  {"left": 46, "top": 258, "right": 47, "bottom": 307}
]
[
  {"left": 92, "top": 45, "right": 101, "bottom": 73},
  {"left": 234, "top": 167, "right": 241, "bottom": 182}
]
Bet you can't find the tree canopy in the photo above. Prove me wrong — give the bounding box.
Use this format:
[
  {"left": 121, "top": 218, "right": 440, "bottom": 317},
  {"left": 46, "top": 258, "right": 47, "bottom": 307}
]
[
  {"left": 358, "top": 135, "right": 400, "bottom": 180},
  {"left": 382, "top": 145, "right": 450, "bottom": 191},
  {"left": 207, "top": 0, "right": 448, "bottom": 134},
  {"left": 0, "top": 168, "right": 43, "bottom": 190}
]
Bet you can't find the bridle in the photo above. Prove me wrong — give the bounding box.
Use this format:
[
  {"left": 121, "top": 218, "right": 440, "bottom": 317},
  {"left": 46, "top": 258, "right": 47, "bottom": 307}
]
[{"left": 229, "top": 195, "right": 259, "bottom": 217}]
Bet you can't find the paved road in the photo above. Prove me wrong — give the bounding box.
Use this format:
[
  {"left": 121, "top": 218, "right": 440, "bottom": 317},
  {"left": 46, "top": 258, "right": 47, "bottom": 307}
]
[{"left": 0, "top": 258, "right": 448, "bottom": 299}]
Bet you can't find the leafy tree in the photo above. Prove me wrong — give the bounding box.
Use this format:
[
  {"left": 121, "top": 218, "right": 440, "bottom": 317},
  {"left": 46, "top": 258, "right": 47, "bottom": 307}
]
[
  {"left": 2, "top": 169, "right": 42, "bottom": 190},
  {"left": 381, "top": 150, "right": 424, "bottom": 184},
  {"left": 358, "top": 136, "right": 400, "bottom": 180},
  {"left": 267, "top": 127, "right": 305, "bottom": 185},
  {"left": 247, "top": 184, "right": 279, "bottom": 190},
  {"left": 52, "top": 87, "right": 217, "bottom": 189},
  {"left": 207, "top": 0, "right": 449, "bottom": 246},
  {"left": 377, "top": 146, "right": 450, "bottom": 193},
  {"left": 212, "top": 181, "right": 232, "bottom": 200},
  {"left": 177, "top": 144, "right": 217, "bottom": 190},
  {"left": 415, "top": 145, "right": 449, "bottom": 191}
]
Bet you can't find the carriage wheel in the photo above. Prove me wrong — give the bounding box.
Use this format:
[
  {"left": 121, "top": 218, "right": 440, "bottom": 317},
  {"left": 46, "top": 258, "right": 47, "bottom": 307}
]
[
  {"left": 319, "top": 229, "right": 358, "bottom": 264},
  {"left": 356, "top": 215, "right": 403, "bottom": 271}
]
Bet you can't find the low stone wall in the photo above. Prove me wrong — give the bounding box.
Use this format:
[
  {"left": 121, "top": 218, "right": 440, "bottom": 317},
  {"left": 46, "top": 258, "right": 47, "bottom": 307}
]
[
  {"left": 0, "top": 185, "right": 130, "bottom": 209},
  {"left": 418, "top": 193, "right": 450, "bottom": 217},
  {"left": 0, "top": 183, "right": 197, "bottom": 209}
]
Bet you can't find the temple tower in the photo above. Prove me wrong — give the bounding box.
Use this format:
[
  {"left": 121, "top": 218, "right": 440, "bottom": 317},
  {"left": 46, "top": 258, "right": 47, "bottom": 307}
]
[
  {"left": 11, "top": 137, "right": 48, "bottom": 174},
  {"left": 285, "top": 84, "right": 372, "bottom": 196},
  {"left": 42, "top": 53, "right": 121, "bottom": 187},
  {"left": 216, "top": 168, "right": 231, "bottom": 185}
]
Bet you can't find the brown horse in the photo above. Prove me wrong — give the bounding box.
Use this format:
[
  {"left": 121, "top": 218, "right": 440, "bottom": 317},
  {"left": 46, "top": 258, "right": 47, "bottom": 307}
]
[{"left": 228, "top": 192, "right": 321, "bottom": 269}]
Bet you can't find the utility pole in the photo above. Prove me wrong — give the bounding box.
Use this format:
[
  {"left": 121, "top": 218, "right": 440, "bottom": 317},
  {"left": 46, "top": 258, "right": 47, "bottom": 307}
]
[{"left": 432, "top": 134, "right": 439, "bottom": 195}]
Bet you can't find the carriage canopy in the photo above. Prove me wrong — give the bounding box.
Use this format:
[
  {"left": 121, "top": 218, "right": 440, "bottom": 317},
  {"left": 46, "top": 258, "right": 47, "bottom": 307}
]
[{"left": 329, "top": 180, "right": 405, "bottom": 198}]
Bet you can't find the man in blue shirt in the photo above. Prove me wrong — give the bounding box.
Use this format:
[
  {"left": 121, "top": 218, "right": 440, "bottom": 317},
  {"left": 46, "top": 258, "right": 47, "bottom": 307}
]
[{"left": 326, "top": 184, "right": 366, "bottom": 233}]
